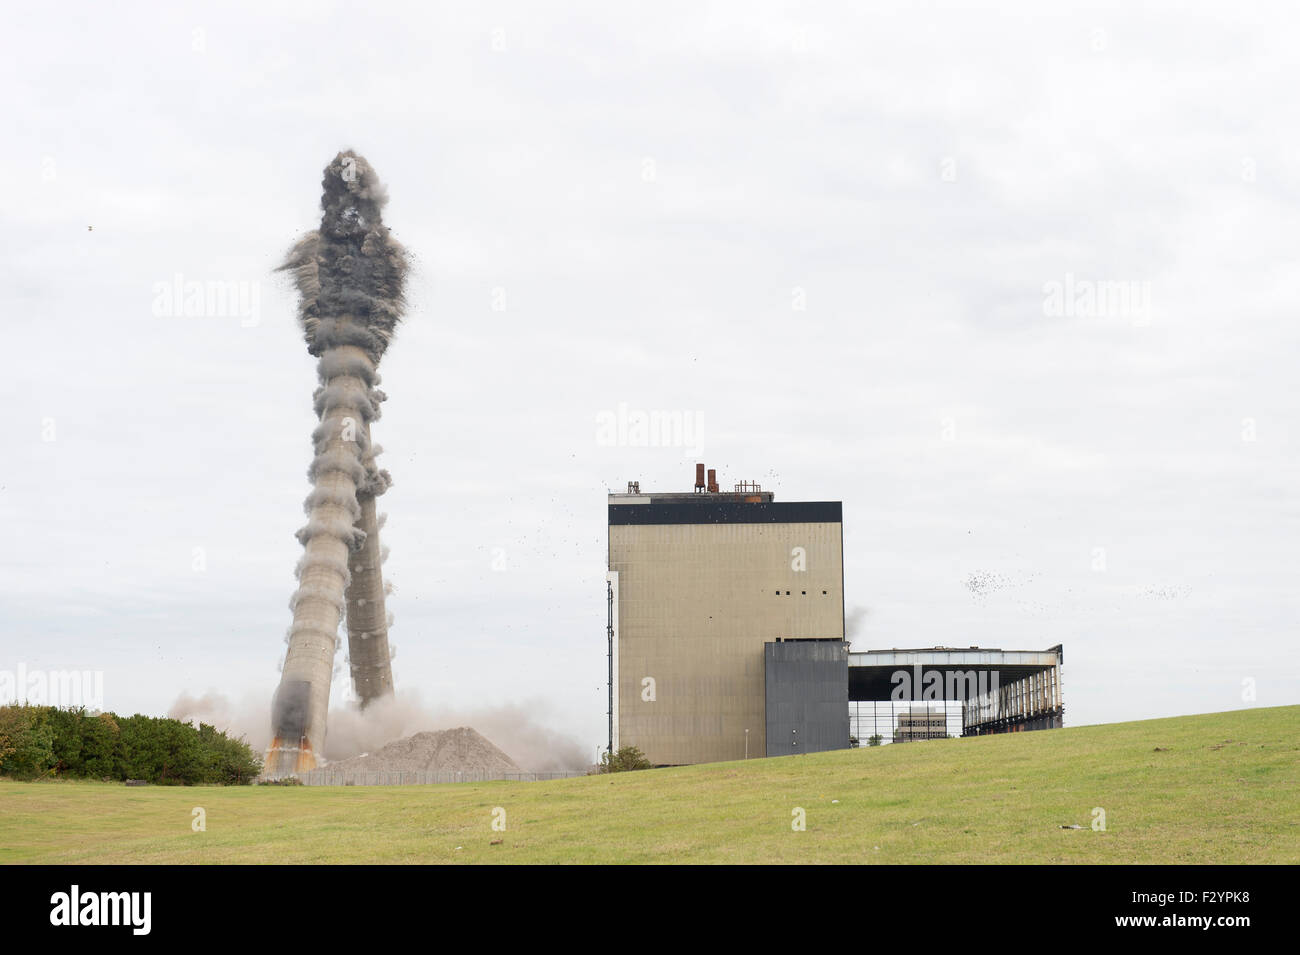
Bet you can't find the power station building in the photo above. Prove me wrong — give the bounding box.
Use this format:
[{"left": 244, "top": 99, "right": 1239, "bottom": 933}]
[
  {"left": 606, "top": 468, "right": 845, "bottom": 765},
  {"left": 606, "top": 467, "right": 1065, "bottom": 765}
]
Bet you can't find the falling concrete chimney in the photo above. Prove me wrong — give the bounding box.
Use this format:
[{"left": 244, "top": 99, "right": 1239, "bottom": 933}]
[
  {"left": 707, "top": 468, "right": 718, "bottom": 493},
  {"left": 695, "top": 462, "right": 706, "bottom": 492},
  {"left": 265, "top": 151, "right": 407, "bottom": 778}
]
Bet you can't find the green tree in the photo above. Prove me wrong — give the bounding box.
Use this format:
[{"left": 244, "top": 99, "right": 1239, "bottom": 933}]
[
  {"left": 81, "top": 712, "right": 125, "bottom": 779},
  {"left": 118, "top": 715, "right": 204, "bottom": 784},
  {"left": 0, "top": 706, "right": 20, "bottom": 768},
  {"left": 0, "top": 705, "right": 56, "bottom": 778},
  {"left": 48, "top": 707, "right": 86, "bottom": 775}
]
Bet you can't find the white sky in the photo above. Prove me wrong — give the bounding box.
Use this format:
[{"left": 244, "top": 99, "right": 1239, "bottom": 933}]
[{"left": 4, "top": 1, "right": 1297, "bottom": 752}]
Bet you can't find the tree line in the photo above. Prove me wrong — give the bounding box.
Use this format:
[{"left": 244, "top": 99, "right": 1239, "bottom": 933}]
[{"left": 0, "top": 704, "right": 262, "bottom": 785}]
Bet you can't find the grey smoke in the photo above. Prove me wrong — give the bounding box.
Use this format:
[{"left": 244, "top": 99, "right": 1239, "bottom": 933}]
[
  {"left": 279, "top": 152, "right": 409, "bottom": 362},
  {"left": 287, "top": 577, "right": 349, "bottom": 613},
  {"left": 322, "top": 691, "right": 590, "bottom": 772},
  {"left": 312, "top": 381, "right": 379, "bottom": 421},
  {"left": 303, "top": 484, "right": 363, "bottom": 518},
  {"left": 845, "top": 604, "right": 870, "bottom": 642},
  {"left": 169, "top": 690, "right": 271, "bottom": 753},
  {"left": 294, "top": 515, "right": 366, "bottom": 548},
  {"left": 305, "top": 447, "right": 368, "bottom": 487}
]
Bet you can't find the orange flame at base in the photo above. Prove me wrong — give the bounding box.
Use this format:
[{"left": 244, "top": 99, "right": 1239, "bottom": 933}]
[{"left": 264, "top": 735, "right": 317, "bottom": 777}]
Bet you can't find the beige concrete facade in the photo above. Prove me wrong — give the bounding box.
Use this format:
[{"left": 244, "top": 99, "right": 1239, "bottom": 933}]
[{"left": 609, "top": 506, "right": 844, "bottom": 765}]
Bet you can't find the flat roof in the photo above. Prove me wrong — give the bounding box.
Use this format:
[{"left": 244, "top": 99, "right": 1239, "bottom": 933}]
[
  {"left": 609, "top": 491, "right": 775, "bottom": 503},
  {"left": 849, "top": 646, "right": 1063, "bottom": 667},
  {"left": 847, "top": 645, "right": 1063, "bottom": 701}
]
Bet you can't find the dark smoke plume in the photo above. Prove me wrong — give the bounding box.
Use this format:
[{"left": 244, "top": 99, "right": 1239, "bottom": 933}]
[{"left": 279, "top": 152, "right": 409, "bottom": 363}]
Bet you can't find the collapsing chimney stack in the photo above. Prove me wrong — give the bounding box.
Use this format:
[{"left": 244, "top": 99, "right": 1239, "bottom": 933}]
[
  {"left": 707, "top": 468, "right": 718, "bottom": 493},
  {"left": 265, "top": 151, "right": 408, "bottom": 778},
  {"left": 694, "top": 462, "right": 706, "bottom": 492}
]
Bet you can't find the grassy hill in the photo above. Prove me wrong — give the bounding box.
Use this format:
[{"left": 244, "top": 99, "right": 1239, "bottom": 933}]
[{"left": 1, "top": 705, "right": 1296, "bottom": 864}]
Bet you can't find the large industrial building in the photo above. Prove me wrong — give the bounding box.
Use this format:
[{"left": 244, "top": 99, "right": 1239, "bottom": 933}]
[{"left": 606, "top": 467, "right": 1064, "bottom": 765}]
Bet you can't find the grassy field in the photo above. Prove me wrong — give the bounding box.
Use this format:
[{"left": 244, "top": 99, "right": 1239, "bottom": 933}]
[{"left": 2, "top": 705, "right": 1296, "bottom": 864}]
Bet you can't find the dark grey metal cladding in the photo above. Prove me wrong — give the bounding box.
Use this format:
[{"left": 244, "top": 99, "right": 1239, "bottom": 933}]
[
  {"left": 764, "top": 640, "right": 850, "bottom": 757},
  {"left": 849, "top": 664, "right": 1045, "bottom": 701},
  {"left": 609, "top": 500, "right": 842, "bottom": 526}
]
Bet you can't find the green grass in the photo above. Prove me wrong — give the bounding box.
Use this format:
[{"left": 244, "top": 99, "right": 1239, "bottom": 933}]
[{"left": 2, "top": 706, "right": 1296, "bottom": 864}]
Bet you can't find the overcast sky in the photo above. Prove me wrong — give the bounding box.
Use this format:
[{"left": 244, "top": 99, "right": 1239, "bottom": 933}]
[{"left": 4, "top": 1, "right": 1297, "bottom": 755}]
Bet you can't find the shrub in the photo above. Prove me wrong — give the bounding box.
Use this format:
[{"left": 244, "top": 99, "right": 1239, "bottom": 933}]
[
  {"left": 598, "top": 746, "right": 652, "bottom": 773},
  {"left": 0, "top": 706, "right": 260, "bottom": 785}
]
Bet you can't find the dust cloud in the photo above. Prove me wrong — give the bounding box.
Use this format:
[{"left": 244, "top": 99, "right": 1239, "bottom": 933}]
[{"left": 171, "top": 688, "right": 589, "bottom": 774}]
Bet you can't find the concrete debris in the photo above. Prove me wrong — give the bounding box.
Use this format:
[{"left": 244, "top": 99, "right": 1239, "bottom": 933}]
[{"left": 319, "top": 726, "right": 523, "bottom": 775}]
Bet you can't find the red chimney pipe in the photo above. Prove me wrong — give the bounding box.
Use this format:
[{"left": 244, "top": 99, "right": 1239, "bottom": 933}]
[
  {"left": 707, "top": 468, "right": 718, "bottom": 493},
  {"left": 694, "top": 463, "right": 706, "bottom": 492}
]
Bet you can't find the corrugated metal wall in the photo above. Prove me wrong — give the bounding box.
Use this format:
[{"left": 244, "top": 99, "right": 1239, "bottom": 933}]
[{"left": 764, "top": 640, "right": 850, "bottom": 757}]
